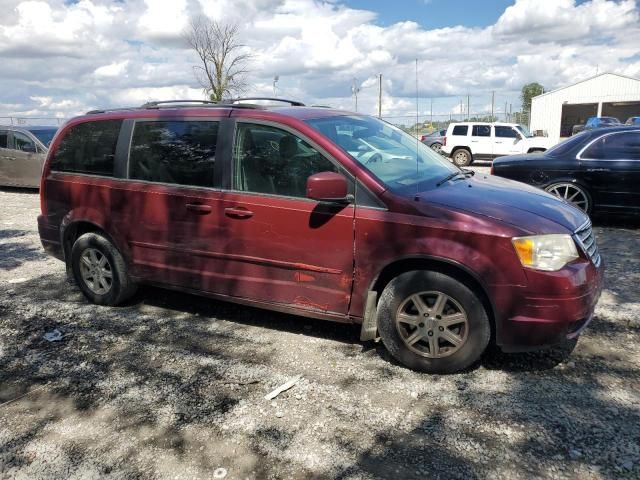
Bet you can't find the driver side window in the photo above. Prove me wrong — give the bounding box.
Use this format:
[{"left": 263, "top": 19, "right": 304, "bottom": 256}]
[{"left": 233, "top": 123, "right": 337, "bottom": 198}]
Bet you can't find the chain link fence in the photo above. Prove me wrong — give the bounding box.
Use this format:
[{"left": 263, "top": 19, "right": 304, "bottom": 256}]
[
  {"left": 0, "top": 117, "right": 66, "bottom": 127},
  {"left": 382, "top": 112, "right": 530, "bottom": 137}
]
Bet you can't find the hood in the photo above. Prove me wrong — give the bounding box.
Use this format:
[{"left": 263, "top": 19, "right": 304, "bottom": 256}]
[{"left": 418, "top": 173, "right": 588, "bottom": 234}]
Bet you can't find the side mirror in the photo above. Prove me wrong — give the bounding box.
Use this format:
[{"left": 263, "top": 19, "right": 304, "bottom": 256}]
[
  {"left": 21, "top": 143, "right": 37, "bottom": 153},
  {"left": 306, "top": 171, "right": 352, "bottom": 203}
]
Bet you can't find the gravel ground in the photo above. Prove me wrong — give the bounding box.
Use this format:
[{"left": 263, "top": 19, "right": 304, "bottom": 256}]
[{"left": 1, "top": 184, "right": 639, "bottom": 480}]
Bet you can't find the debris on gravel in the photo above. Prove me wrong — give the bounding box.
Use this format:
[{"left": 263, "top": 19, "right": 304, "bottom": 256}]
[{"left": 1, "top": 187, "right": 639, "bottom": 479}]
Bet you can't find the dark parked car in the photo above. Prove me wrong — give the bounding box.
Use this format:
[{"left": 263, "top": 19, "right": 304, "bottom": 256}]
[
  {"left": 491, "top": 126, "right": 640, "bottom": 216},
  {"left": 38, "top": 98, "right": 603, "bottom": 373},
  {"left": 626, "top": 116, "right": 640, "bottom": 125},
  {"left": 0, "top": 125, "right": 58, "bottom": 187},
  {"left": 420, "top": 129, "right": 446, "bottom": 153}
]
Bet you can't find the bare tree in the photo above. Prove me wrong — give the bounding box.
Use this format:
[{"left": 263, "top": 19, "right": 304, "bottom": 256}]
[{"left": 185, "top": 17, "right": 252, "bottom": 102}]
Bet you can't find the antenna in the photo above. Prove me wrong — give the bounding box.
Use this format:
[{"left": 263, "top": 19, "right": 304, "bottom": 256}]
[{"left": 415, "top": 58, "right": 419, "bottom": 201}]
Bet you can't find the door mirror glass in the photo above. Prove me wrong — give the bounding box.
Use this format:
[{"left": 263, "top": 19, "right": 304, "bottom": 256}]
[{"left": 306, "top": 172, "right": 351, "bottom": 202}]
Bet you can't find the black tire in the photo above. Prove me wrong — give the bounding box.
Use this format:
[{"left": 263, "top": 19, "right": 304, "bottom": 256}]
[
  {"left": 377, "top": 270, "right": 490, "bottom": 374},
  {"left": 452, "top": 148, "right": 472, "bottom": 167},
  {"left": 430, "top": 142, "right": 443, "bottom": 153},
  {"left": 70, "top": 232, "right": 137, "bottom": 306}
]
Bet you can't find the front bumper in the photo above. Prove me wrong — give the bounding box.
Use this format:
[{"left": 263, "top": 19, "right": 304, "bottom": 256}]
[{"left": 496, "top": 259, "right": 604, "bottom": 352}]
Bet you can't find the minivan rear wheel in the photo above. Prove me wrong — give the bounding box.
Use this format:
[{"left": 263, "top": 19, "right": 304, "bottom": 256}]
[
  {"left": 452, "top": 149, "right": 472, "bottom": 167},
  {"left": 377, "top": 271, "right": 490, "bottom": 373},
  {"left": 70, "top": 232, "right": 137, "bottom": 306}
]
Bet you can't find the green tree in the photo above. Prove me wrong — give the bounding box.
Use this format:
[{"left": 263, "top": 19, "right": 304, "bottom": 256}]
[{"left": 520, "top": 82, "right": 544, "bottom": 113}]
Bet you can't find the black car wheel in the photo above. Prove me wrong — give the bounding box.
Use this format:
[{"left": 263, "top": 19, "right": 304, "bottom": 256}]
[
  {"left": 377, "top": 270, "right": 491, "bottom": 374},
  {"left": 545, "top": 182, "right": 592, "bottom": 214}
]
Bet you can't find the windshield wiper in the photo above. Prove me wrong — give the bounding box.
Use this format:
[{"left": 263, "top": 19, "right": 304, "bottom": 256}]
[
  {"left": 461, "top": 169, "right": 475, "bottom": 177},
  {"left": 436, "top": 171, "right": 465, "bottom": 187}
]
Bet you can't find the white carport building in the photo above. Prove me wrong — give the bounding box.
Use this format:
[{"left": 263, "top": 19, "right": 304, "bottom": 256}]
[{"left": 530, "top": 72, "right": 640, "bottom": 144}]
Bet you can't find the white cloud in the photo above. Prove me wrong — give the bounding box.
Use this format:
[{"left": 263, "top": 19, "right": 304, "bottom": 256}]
[{"left": 0, "top": 0, "right": 638, "bottom": 120}]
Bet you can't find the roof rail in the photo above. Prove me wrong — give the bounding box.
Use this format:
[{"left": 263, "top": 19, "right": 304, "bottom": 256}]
[
  {"left": 141, "top": 100, "right": 218, "bottom": 108},
  {"left": 86, "top": 106, "right": 140, "bottom": 114},
  {"left": 224, "top": 97, "right": 305, "bottom": 107}
]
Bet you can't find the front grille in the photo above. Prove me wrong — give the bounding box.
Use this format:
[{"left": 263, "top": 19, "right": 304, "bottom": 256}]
[{"left": 574, "top": 221, "right": 601, "bottom": 267}]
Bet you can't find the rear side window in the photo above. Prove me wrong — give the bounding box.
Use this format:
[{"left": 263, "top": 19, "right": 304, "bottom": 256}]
[
  {"left": 583, "top": 132, "right": 640, "bottom": 160},
  {"left": 495, "top": 126, "right": 519, "bottom": 138},
  {"left": 51, "top": 120, "right": 121, "bottom": 176},
  {"left": 471, "top": 125, "right": 490, "bottom": 137},
  {"left": 452, "top": 125, "right": 468, "bottom": 136},
  {"left": 129, "top": 120, "right": 218, "bottom": 187}
]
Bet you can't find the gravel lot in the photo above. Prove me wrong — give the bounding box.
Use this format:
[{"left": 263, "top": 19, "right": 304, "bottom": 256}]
[{"left": 1, "top": 182, "right": 639, "bottom": 480}]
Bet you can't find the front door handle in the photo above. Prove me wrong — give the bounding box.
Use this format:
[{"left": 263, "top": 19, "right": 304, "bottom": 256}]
[
  {"left": 186, "top": 203, "right": 212, "bottom": 214},
  {"left": 225, "top": 207, "right": 254, "bottom": 219}
]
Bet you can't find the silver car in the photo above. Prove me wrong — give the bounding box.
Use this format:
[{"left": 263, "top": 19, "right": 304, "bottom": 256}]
[{"left": 0, "top": 126, "right": 58, "bottom": 188}]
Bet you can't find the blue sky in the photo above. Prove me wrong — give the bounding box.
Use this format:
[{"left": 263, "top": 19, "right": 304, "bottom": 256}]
[{"left": 343, "top": 0, "right": 516, "bottom": 28}]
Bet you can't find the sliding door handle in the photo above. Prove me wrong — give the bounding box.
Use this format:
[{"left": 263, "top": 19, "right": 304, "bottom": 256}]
[{"left": 225, "top": 207, "right": 254, "bottom": 218}]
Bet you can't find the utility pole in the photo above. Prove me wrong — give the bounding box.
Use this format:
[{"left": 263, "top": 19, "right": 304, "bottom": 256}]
[
  {"left": 351, "top": 78, "right": 360, "bottom": 112},
  {"left": 430, "top": 98, "right": 433, "bottom": 126},
  {"left": 504, "top": 101, "right": 507, "bottom": 122},
  {"left": 467, "top": 95, "right": 470, "bottom": 122},
  {"left": 378, "top": 73, "right": 382, "bottom": 119},
  {"left": 273, "top": 75, "right": 279, "bottom": 96},
  {"left": 490, "top": 91, "right": 495, "bottom": 121},
  {"left": 460, "top": 99, "right": 463, "bottom": 121},
  {"left": 509, "top": 103, "right": 512, "bottom": 122}
]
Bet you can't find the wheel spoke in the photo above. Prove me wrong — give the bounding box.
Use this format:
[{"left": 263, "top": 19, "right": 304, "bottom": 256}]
[
  {"left": 81, "top": 256, "right": 92, "bottom": 268},
  {"left": 431, "top": 293, "right": 447, "bottom": 316},
  {"left": 440, "top": 329, "right": 463, "bottom": 346},
  {"left": 101, "top": 268, "right": 113, "bottom": 278},
  {"left": 98, "top": 255, "right": 107, "bottom": 267},
  {"left": 439, "top": 312, "right": 466, "bottom": 327},
  {"left": 397, "top": 312, "right": 421, "bottom": 326},
  {"left": 98, "top": 276, "right": 109, "bottom": 291},
  {"left": 427, "top": 334, "right": 439, "bottom": 355},
  {"left": 89, "top": 249, "right": 98, "bottom": 265},
  {"left": 410, "top": 294, "right": 428, "bottom": 315},
  {"left": 564, "top": 186, "right": 569, "bottom": 199},
  {"left": 405, "top": 329, "right": 424, "bottom": 346}
]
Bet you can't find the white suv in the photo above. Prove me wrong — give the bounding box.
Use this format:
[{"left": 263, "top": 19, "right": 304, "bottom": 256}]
[{"left": 440, "top": 122, "right": 554, "bottom": 166}]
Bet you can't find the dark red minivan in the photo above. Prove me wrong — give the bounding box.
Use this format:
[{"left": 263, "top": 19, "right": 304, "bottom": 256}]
[{"left": 37, "top": 99, "right": 604, "bottom": 373}]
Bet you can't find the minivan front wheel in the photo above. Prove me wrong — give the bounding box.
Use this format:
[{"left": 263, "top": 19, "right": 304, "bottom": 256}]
[
  {"left": 377, "top": 271, "right": 490, "bottom": 373},
  {"left": 70, "top": 232, "right": 137, "bottom": 306}
]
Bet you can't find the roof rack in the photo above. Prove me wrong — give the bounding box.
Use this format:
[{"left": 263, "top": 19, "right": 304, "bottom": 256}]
[
  {"left": 141, "top": 99, "right": 218, "bottom": 108},
  {"left": 223, "top": 97, "right": 305, "bottom": 107},
  {"left": 86, "top": 97, "right": 306, "bottom": 115}
]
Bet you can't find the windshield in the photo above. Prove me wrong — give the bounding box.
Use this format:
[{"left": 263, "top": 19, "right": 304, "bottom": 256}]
[
  {"left": 515, "top": 124, "right": 533, "bottom": 138},
  {"left": 28, "top": 128, "right": 58, "bottom": 147},
  {"left": 545, "top": 131, "right": 591, "bottom": 157},
  {"left": 306, "top": 115, "right": 458, "bottom": 193}
]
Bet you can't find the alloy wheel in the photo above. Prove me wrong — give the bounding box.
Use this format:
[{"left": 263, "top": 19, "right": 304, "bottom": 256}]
[
  {"left": 79, "top": 248, "right": 113, "bottom": 295},
  {"left": 431, "top": 143, "right": 442, "bottom": 153},
  {"left": 395, "top": 291, "right": 469, "bottom": 358},
  {"left": 545, "top": 183, "right": 590, "bottom": 213}
]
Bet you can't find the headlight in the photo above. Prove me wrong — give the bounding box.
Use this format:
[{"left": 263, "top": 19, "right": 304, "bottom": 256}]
[{"left": 512, "top": 234, "right": 579, "bottom": 271}]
